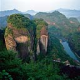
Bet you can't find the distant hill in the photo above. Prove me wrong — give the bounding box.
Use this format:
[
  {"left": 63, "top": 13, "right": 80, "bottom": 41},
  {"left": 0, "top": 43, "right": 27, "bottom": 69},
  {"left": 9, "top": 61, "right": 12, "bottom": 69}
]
[
  {"left": 0, "top": 9, "right": 80, "bottom": 32},
  {"left": 24, "top": 14, "right": 33, "bottom": 20},
  {"left": 0, "top": 9, "right": 22, "bottom": 17},
  {"left": 56, "top": 8, "right": 80, "bottom": 18},
  {"left": 25, "top": 10, "right": 37, "bottom": 15},
  {"left": 0, "top": 13, "right": 33, "bottom": 29},
  {"left": 69, "top": 17, "right": 80, "bottom": 27},
  {"left": 34, "top": 11, "right": 80, "bottom": 37}
]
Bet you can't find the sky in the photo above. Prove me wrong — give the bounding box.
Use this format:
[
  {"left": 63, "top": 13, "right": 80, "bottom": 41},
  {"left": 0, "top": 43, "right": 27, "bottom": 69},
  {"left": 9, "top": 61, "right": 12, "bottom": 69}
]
[{"left": 0, "top": 0, "right": 80, "bottom": 12}]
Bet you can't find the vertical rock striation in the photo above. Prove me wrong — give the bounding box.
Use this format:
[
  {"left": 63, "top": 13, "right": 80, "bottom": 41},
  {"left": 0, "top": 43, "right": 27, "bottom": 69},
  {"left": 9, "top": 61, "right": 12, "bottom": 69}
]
[{"left": 35, "top": 19, "right": 48, "bottom": 55}]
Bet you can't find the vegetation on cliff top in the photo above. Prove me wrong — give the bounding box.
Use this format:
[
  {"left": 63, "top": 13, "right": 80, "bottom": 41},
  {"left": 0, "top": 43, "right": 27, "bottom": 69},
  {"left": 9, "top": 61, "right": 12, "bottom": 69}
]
[
  {"left": 5, "top": 14, "right": 36, "bottom": 39},
  {"left": 34, "top": 19, "right": 48, "bottom": 39},
  {"left": 7, "top": 14, "right": 33, "bottom": 29}
]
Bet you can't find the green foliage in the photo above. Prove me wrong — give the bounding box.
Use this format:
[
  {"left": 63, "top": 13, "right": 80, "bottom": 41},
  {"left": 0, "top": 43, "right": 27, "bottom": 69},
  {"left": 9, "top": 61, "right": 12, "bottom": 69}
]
[
  {"left": 5, "top": 27, "right": 13, "bottom": 37},
  {"left": 48, "top": 28, "right": 75, "bottom": 64},
  {"left": 7, "top": 14, "right": 36, "bottom": 35},
  {"left": 34, "top": 19, "right": 48, "bottom": 39},
  {"left": 0, "top": 70, "right": 13, "bottom": 80},
  {"left": 7, "top": 14, "right": 30, "bottom": 28},
  {"left": 0, "top": 50, "right": 23, "bottom": 80},
  {"left": 69, "top": 17, "right": 80, "bottom": 26},
  {"left": 0, "top": 50, "right": 71, "bottom": 80},
  {"left": 0, "top": 49, "right": 79, "bottom": 80},
  {"left": 68, "top": 32, "right": 80, "bottom": 57}
]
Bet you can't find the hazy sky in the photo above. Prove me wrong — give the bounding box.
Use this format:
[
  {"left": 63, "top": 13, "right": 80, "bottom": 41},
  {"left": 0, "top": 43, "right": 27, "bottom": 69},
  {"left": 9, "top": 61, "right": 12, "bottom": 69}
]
[{"left": 0, "top": 0, "right": 80, "bottom": 12}]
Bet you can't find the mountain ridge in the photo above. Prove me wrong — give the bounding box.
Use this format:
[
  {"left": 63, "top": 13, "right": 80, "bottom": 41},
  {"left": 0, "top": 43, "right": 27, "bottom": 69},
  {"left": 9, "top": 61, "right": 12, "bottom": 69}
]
[{"left": 0, "top": 9, "right": 22, "bottom": 17}]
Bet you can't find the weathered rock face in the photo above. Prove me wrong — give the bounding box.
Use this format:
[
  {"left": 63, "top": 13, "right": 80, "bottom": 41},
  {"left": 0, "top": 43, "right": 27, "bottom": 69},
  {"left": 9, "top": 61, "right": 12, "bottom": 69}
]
[
  {"left": 5, "top": 34, "right": 16, "bottom": 50},
  {"left": 40, "top": 27, "right": 48, "bottom": 54},
  {"left": 5, "top": 24, "right": 31, "bottom": 60},
  {"left": 35, "top": 19, "right": 49, "bottom": 55}
]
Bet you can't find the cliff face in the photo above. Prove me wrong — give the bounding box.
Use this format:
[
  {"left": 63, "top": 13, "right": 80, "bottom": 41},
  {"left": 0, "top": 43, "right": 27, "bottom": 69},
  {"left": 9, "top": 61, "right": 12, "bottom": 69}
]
[
  {"left": 5, "top": 14, "right": 48, "bottom": 61},
  {"left": 5, "top": 14, "right": 35, "bottom": 61},
  {"left": 35, "top": 19, "right": 48, "bottom": 55},
  {"left": 36, "top": 27, "right": 48, "bottom": 55},
  {"left": 40, "top": 27, "right": 48, "bottom": 52},
  {"left": 5, "top": 23, "right": 32, "bottom": 60}
]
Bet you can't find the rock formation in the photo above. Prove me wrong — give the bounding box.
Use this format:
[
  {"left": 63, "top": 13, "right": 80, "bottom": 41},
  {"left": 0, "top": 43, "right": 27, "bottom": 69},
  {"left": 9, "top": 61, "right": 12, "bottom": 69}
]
[
  {"left": 34, "top": 19, "right": 48, "bottom": 55},
  {"left": 5, "top": 14, "right": 48, "bottom": 61},
  {"left": 40, "top": 27, "right": 48, "bottom": 53},
  {"left": 5, "top": 14, "right": 35, "bottom": 61}
]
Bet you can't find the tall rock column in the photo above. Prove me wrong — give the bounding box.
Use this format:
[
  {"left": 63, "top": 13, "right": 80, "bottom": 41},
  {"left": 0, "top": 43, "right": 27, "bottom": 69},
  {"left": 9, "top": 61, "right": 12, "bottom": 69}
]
[
  {"left": 5, "top": 14, "right": 35, "bottom": 61},
  {"left": 40, "top": 27, "right": 48, "bottom": 53}
]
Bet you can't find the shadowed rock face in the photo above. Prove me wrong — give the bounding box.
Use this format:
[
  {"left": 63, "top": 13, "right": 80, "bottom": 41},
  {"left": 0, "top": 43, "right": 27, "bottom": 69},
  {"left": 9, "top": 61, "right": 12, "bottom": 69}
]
[
  {"left": 40, "top": 35, "right": 48, "bottom": 52},
  {"left": 40, "top": 27, "right": 48, "bottom": 53}
]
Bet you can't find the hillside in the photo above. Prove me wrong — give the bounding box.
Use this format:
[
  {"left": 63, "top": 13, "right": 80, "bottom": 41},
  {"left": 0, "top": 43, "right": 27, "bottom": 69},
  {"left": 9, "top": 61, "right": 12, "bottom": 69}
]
[
  {"left": 34, "top": 11, "right": 79, "bottom": 37},
  {"left": 68, "top": 32, "right": 80, "bottom": 57},
  {"left": 69, "top": 17, "right": 80, "bottom": 28}
]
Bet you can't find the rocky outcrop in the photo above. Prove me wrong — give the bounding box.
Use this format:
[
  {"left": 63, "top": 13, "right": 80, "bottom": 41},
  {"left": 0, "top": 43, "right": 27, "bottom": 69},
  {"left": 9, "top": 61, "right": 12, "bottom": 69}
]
[
  {"left": 5, "top": 14, "right": 35, "bottom": 61},
  {"left": 5, "top": 34, "right": 16, "bottom": 50},
  {"left": 5, "top": 14, "right": 49, "bottom": 61},
  {"left": 5, "top": 24, "right": 32, "bottom": 60},
  {"left": 40, "top": 27, "right": 48, "bottom": 52},
  {"left": 35, "top": 19, "right": 48, "bottom": 55}
]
